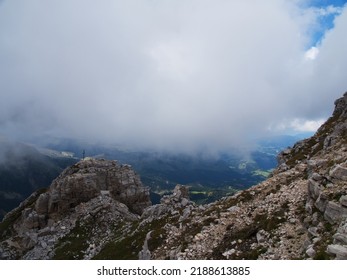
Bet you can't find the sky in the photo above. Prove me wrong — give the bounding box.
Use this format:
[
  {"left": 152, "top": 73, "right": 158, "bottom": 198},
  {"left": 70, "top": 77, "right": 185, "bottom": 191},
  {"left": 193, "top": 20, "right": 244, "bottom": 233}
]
[{"left": 0, "top": 0, "right": 347, "bottom": 153}]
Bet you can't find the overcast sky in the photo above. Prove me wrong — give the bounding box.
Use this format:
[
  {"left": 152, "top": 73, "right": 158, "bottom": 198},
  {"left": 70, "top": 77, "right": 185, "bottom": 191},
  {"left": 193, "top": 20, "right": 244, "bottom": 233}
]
[{"left": 0, "top": 0, "right": 347, "bottom": 153}]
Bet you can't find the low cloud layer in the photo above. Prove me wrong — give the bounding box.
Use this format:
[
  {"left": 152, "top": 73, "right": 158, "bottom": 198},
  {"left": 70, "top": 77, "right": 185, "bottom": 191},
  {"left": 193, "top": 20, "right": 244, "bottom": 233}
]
[{"left": 0, "top": 0, "right": 346, "bottom": 153}]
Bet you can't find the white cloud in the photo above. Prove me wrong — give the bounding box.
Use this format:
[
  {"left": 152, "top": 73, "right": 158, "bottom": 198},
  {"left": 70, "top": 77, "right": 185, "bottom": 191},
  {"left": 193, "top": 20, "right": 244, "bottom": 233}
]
[
  {"left": 267, "top": 118, "right": 325, "bottom": 134},
  {"left": 305, "top": 46, "right": 319, "bottom": 60},
  {"left": 0, "top": 0, "right": 346, "bottom": 153},
  {"left": 315, "top": 5, "right": 343, "bottom": 17},
  {"left": 290, "top": 118, "right": 326, "bottom": 132}
]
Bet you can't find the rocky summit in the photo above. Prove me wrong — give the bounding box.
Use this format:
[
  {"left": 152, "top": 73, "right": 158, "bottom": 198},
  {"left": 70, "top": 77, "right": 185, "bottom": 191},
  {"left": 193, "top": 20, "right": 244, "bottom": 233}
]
[
  {"left": 0, "top": 159, "right": 151, "bottom": 259},
  {"left": 1, "top": 93, "right": 347, "bottom": 260}
]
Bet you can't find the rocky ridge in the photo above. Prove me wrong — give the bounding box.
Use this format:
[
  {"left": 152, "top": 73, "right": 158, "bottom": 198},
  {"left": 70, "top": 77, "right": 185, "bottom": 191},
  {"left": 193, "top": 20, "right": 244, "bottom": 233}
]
[
  {"left": 0, "top": 159, "right": 150, "bottom": 259},
  {"left": 0, "top": 92, "right": 347, "bottom": 260}
]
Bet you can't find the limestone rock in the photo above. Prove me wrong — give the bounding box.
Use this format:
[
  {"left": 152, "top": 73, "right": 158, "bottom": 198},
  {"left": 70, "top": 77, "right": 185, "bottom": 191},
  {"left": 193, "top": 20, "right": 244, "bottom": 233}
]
[
  {"left": 329, "top": 165, "right": 347, "bottom": 181},
  {"left": 139, "top": 231, "right": 152, "bottom": 260},
  {"left": 333, "top": 233, "right": 347, "bottom": 245},
  {"left": 324, "top": 202, "right": 347, "bottom": 224},
  {"left": 327, "top": 244, "right": 347, "bottom": 260},
  {"left": 39, "top": 158, "right": 151, "bottom": 218},
  {"left": 256, "top": 230, "right": 269, "bottom": 244},
  {"left": 306, "top": 246, "right": 316, "bottom": 258}
]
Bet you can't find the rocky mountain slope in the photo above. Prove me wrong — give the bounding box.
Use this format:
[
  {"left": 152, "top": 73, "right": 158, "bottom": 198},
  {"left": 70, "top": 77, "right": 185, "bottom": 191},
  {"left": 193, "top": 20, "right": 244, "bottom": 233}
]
[{"left": 0, "top": 92, "right": 346, "bottom": 260}]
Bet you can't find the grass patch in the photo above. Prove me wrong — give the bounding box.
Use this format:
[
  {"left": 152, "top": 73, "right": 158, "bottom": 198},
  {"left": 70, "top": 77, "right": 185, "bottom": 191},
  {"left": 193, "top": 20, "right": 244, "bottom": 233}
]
[
  {"left": 53, "top": 220, "right": 92, "bottom": 260},
  {"left": 93, "top": 216, "right": 176, "bottom": 260}
]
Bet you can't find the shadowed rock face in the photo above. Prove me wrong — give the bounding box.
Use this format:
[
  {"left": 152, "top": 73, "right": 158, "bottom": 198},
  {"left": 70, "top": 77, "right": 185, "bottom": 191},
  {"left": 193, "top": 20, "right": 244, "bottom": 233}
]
[{"left": 35, "top": 158, "right": 151, "bottom": 217}]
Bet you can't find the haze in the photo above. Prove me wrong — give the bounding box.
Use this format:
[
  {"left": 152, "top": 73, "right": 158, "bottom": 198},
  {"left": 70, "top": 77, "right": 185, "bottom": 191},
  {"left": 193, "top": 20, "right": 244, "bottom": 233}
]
[{"left": 1, "top": 0, "right": 347, "bottom": 153}]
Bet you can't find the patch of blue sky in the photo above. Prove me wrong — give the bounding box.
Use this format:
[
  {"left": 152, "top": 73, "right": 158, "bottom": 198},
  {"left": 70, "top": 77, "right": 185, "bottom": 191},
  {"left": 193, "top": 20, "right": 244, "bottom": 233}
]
[
  {"left": 308, "top": 0, "right": 347, "bottom": 46},
  {"left": 308, "top": 0, "right": 347, "bottom": 8}
]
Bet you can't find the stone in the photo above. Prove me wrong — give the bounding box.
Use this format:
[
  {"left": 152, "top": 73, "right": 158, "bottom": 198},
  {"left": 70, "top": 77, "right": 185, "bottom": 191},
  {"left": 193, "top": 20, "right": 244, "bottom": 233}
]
[
  {"left": 181, "top": 198, "right": 189, "bottom": 207},
  {"left": 139, "top": 231, "right": 152, "bottom": 260},
  {"left": 312, "top": 237, "right": 321, "bottom": 244},
  {"left": 222, "top": 249, "right": 236, "bottom": 259},
  {"left": 172, "top": 185, "right": 189, "bottom": 200},
  {"left": 305, "top": 200, "right": 314, "bottom": 214},
  {"left": 306, "top": 246, "right": 316, "bottom": 258},
  {"left": 278, "top": 163, "right": 289, "bottom": 172},
  {"left": 339, "top": 196, "right": 347, "bottom": 207},
  {"left": 327, "top": 244, "right": 347, "bottom": 259},
  {"left": 338, "top": 219, "right": 347, "bottom": 234},
  {"left": 179, "top": 207, "right": 191, "bottom": 222},
  {"left": 315, "top": 193, "right": 328, "bottom": 212},
  {"left": 329, "top": 165, "right": 347, "bottom": 181},
  {"left": 324, "top": 201, "right": 347, "bottom": 224},
  {"left": 227, "top": 206, "right": 241, "bottom": 213},
  {"left": 312, "top": 212, "right": 320, "bottom": 226},
  {"left": 40, "top": 241, "right": 47, "bottom": 249},
  {"left": 256, "top": 230, "right": 269, "bottom": 244},
  {"left": 308, "top": 227, "right": 319, "bottom": 237},
  {"left": 282, "top": 149, "right": 292, "bottom": 155},
  {"left": 308, "top": 179, "right": 322, "bottom": 200},
  {"left": 311, "top": 173, "right": 323, "bottom": 181},
  {"left": 333, "top": 233, "right": 347, "bottom": 245}
]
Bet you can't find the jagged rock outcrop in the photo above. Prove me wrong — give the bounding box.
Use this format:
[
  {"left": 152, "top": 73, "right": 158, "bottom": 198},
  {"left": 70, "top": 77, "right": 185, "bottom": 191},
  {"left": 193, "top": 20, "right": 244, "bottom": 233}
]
[
  {"left": 0, "top": 159, "right": 151, "bottom": 259},
  {"left": 37, "top": 158, "right": 151, "bottom": 217},
  {"left": 1, "top": 92, "right": 347, "bottom": 260}
]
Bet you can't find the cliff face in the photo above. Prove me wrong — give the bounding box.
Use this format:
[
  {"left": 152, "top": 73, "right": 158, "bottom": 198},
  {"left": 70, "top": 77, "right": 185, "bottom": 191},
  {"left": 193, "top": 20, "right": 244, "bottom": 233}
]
[
  {"left": 0, "top": 159, "right": 151, "bottom": 259},
  {"left": 0, "top": 93, "right": 347, "bottom": 260}
]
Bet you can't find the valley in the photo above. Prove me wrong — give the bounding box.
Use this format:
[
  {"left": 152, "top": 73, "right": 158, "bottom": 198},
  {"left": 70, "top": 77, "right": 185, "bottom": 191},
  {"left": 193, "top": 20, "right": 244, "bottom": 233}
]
[{"left": 0, "top": 134, "right": 304, "bottom": 219}]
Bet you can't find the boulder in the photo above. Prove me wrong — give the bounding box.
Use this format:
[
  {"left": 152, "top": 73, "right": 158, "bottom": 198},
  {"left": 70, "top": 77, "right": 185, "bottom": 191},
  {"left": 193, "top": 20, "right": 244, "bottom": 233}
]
[
  {"left": 256, "top": 230, "right": 269, "bottom": 244},
  {"left": 306, "top": 246, "right": 316, "bottom": 258},
  {"left": 333, "top": 233, "right": 347, "bottom": 245},
  {"left": 324, "top": 202, "right": 347, "bottom": 224},
  {"left": 327, "top": 244, "right": 347, "bottom": 260},
  {"left": 311, "top": 173, "right": 323, "bottom": 181},
  {"left": 172, "top": 185, "right": 189, "bottom": 200},
  {"left": 329, "top": 165, "right": 347, "bottom": 181}
]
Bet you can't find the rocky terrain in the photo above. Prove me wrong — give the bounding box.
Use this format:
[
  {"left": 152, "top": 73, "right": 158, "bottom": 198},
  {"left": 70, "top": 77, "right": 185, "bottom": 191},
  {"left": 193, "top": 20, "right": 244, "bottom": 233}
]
[{"left": 0, "top": 92, "right": 347, "bottom": 260}]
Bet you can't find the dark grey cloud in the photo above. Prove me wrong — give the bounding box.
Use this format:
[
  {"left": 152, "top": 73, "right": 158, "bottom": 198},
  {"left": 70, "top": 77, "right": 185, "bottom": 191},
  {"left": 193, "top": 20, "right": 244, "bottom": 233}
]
[{"left": 0, "top": 0, "right": 346, "bottom": 153}]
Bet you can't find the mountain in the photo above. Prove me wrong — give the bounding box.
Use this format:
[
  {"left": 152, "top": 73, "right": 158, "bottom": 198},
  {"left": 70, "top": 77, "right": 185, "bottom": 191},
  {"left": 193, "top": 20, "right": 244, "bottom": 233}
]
[{"left": 1, "top": 92, "right": 346, "bottom": 260}]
